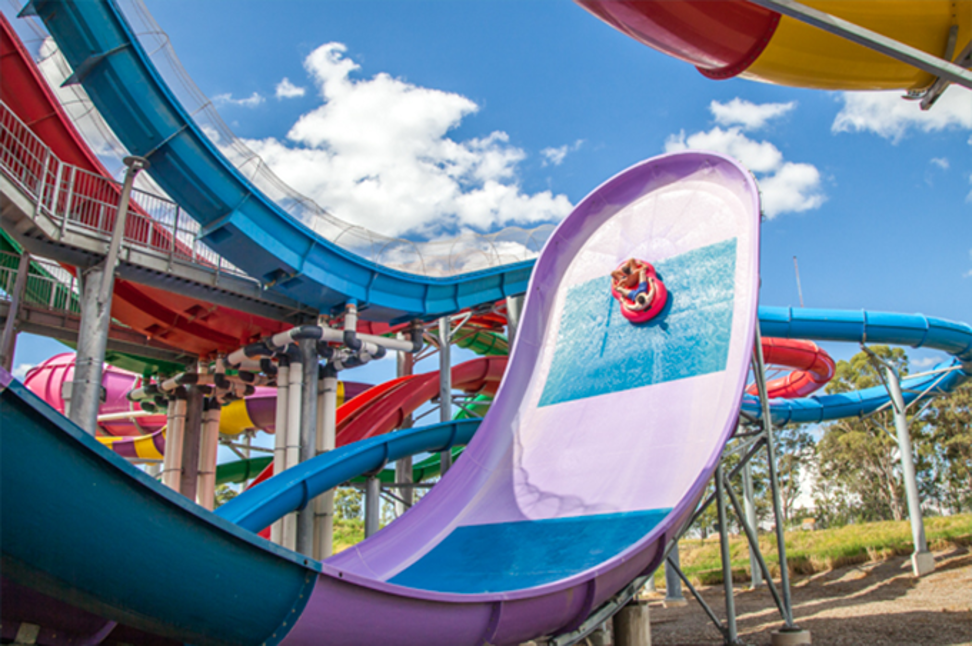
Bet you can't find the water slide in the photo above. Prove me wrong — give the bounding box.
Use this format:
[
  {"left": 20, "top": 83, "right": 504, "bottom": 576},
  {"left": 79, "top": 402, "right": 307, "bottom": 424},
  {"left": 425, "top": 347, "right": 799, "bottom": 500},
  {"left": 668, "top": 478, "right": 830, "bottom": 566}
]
[
  {"left": 23, "top": 0, "right": 538, "bottom": 323},
  {"left": 0, "top": 14, "right": 294, "bottom": 361},
  {"left": 577, "top": 0, "right": 971, "bottom": 92},
  {"left": 2, "top": 150, "right": 762, "bottom": 645}
]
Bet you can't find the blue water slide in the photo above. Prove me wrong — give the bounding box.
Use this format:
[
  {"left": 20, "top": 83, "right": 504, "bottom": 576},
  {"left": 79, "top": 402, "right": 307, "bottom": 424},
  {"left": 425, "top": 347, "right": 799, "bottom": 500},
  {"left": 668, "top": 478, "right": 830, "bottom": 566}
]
[
  {"left": 25, "top": 0, "right": 533, "bottom": 322},
  {"left": 217, "top": 419, "right": 480, "bottom": 533},
  {"left": 749, "top": 306, "right": 972, "bottom": 424}
]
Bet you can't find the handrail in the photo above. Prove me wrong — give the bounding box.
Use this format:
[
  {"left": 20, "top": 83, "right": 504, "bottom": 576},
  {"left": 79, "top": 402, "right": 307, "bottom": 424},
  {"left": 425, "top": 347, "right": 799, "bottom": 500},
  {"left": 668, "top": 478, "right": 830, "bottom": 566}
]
[{"left": 0, "top": 100, "right": 257, "bottom": 286}]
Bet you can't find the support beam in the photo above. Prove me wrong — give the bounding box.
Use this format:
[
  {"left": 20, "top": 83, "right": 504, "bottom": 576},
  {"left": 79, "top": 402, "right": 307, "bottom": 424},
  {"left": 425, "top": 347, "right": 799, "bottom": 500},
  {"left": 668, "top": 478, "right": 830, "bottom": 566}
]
[
  {"left": 196, "top": 398, "right": 221, "bottom": 510},
  {"left": 295, "top": 338, "right": 318, "bottom": 557},
  {"left": 715, "top": 463, "right": 740, "bottom": 646},
  {"left": 314, "top": 364, "right": 338, "bottom": 560},
  {"left": 742, "top": 461, "right": 764, "bottom": 588},
  {"left": 364, "top": 475, "right": 381, "bottom": 538},
  {"left": 438, "top": 316, "right": 452, "bottom": 474},
  {"left": 613, "top": 600, "right": 651, "bottom": 646},
  {"left": 505, "top": 294, "right": 523, "bottom": 347},
  {"left": 394, "top": 337, "right": 415, "bottom": 516},
  {"left": 664, "top": 541, "right": 687, "bottom": 606},
  {"left": 883, "top": 364, "right": 934, "bottom": 576},
  {"left": 270, "top": 359, "right": 289, "bottom": 545},
  {"left": 68, "top": 156, "right": 146, "bottom": 435},
  {"left": 161, "top": 394, "right": 186, "bottom": 491},
  {"left": 178, "top": 382, "right": 205, "bottom": 500},
  {"left": 0, "top": 251, "right": 31, "bottom": 371}
]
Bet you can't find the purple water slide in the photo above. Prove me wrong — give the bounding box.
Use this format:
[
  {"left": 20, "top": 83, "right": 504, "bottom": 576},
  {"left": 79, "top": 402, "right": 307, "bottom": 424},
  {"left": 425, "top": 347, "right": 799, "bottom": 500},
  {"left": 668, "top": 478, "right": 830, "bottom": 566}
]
[{"left": 275, "top": 150, "right": 761, "bottom": 644}]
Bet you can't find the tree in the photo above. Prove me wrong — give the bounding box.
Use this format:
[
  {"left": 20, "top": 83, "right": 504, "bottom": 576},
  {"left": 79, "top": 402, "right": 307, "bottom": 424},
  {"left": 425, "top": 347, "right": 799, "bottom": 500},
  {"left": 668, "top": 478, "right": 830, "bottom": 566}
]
[
  {"left": 774, "top": 424, "right": 816, "bottom": 525},
  {"left": 815, "top": 346, "right": 925, "bottom": 523},
  {"left": 335, "top": 487, "right": 362, "bottom": 520},
  {"left": 920, "top": 382, "right": 972, "bottom": 513},
  {"left": 214, "top": 484, "right": 238, "bottom": 508}
]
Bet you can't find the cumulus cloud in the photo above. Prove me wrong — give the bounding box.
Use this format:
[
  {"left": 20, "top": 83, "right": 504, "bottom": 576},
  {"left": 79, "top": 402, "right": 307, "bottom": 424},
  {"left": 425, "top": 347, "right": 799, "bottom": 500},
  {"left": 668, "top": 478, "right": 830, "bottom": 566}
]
[
  {"left": 832, "top": 88, "right": 972, "bottom": 142},
  {"left": 275, "top": 78, "right": 306, "bottom": 99},
  {"left": 12, "top": 363, "right": 34, "bottom": 380},
  {"left": 238, "top": 43, "right": 571, "bottom": 237},
  {"left": 541, "top": 140, "right": 584, "bottom": 166},
  {"left": 710, "top": 98, "right": 796, "bottom": 131},
  {"left": 665, "top": 100, "right": 825, "bottom": 218},
  {"left": 930, "top": 157, "right": 950, "bottom": 170},
  {"left": 213, "top": 91, "right": 265, "bottom": 108}
]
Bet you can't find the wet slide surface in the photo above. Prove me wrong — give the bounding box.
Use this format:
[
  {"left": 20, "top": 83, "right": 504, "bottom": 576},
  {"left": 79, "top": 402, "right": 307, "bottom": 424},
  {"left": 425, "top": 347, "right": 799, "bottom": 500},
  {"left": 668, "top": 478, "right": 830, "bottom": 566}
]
[{"left": 1, "top": 150, "right": 762, "bottom": 645}]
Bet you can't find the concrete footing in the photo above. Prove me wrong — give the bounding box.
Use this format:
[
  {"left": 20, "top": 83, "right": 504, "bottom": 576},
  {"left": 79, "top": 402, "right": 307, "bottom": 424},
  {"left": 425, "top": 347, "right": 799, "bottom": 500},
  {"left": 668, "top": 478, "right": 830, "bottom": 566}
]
[
  {"left": 614, "top": 600, "right": 651, "bottom": 646},
  {"left": 771, "top": 628, "right": 811, "bottom": 645},
  {"left": 911, "top": 551, "right": 935, "bottom": 576}
]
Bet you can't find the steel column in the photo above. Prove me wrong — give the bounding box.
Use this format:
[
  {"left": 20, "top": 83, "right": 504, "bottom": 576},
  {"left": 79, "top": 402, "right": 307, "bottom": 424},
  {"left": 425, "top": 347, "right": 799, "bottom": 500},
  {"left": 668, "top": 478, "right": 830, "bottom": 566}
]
[
  {"left": 314, "top": 365, "right": 338, "bottom": 560},
  {"left": 438, "top": 316, "right": 452, "bottom": 474},
  {"left": 270, "top": 359, "right": 289, "bottom": 545},
  {"left": 364, "top": 475, "right": 381, "bottom": 537},
  {"left": 178, "top": 382, "right": 205, "bottom": 500},
  {"left": 296, "top": 338, "right": 319, "bottom": 557},
  {"left": 0, "top": 251, "right": 31, "bottom": 371},
  {"left": 715, "top": 463, "right": 740, "bottom": 645},
  {"left": 395, "top": 337, "right": 415, "bottom": 515},
  {"left": 742, "top": 460, "right": 764, "bottom": 588},
  {"left": 664, "top": 541, "right": 687, "bottom": 605},
  {"left": 883, "top": 364, "right": 934, "bottom": 576}
]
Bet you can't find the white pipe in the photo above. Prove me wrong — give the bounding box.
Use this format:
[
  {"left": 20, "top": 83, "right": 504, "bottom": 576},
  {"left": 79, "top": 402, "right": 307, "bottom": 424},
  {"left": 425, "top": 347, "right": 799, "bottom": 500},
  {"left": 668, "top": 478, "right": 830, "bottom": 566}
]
[
  {"left": 282, "top": 356, "right": 303, "bottom": 550},
  {"left": 196, "top": 403, "right": 221, "bottom": 511},
  {"left": 270, "top": 363, "right": 289, "bottom": 545},
  {"left": 96, "top": 410, "right": 157, "bottom": 422},
  {"left": 314, "top": 372, "right": 338, "bottom": 560},
  {"left": 161, "top": 398, "right": 186, "bottom": 491}
]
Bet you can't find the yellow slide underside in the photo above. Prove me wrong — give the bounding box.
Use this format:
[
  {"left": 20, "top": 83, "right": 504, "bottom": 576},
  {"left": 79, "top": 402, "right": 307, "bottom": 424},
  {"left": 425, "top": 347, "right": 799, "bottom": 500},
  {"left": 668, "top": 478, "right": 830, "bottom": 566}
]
[{"left": 744, "top": 0, "right": 971, "bottom": 91}]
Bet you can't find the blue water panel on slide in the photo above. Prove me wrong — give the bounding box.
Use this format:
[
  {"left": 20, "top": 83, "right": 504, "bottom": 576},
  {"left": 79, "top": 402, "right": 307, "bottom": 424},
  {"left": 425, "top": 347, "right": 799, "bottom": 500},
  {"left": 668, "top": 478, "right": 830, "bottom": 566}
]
[
  {"left": 539, "top": 238, "right": 737, "bottom": 407},
  {"left": 388, "top": 509, "right": 670, "bottom": 593}
]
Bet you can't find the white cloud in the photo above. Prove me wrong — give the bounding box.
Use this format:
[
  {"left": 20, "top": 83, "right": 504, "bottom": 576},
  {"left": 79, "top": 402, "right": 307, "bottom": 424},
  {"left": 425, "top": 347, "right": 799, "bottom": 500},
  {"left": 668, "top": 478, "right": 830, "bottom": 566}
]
[
  {"left": 832, "top": 88, "right": 972, "bottom": 142},
  {"left": 665, "top": 106, "right": 825, "bottom": 219},
  {"left": 237, "top": 43, "right": 572, "bottom": 237},
  {"left": 12, "top": 363, "right": 34, "bottom": 380},
  {"left": 910, "top": 355, "right": 946, "bottom": 369},
  {"left": 541, "top": 139, "right": 584, "bottom": 166},
  {"left": 213, "top": 91, "right": 265, "bottom": 108},
  {"left": 967, "top": 172, "right": 972, "bottom": 204},
  {"left": 930, "top": 157, "right": 950, "bottom": 170},
  {"left": 710, "top": 98, "right": 796, "bottom": 131},
  {"left": 275, "top": 78, "right": 306, "bottom": 99}
]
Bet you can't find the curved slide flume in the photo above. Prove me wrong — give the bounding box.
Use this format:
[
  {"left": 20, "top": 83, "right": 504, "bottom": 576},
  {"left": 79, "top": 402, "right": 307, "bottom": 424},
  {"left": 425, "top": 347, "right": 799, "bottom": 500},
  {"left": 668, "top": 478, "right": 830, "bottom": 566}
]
[
  {"left": 0, "top": 15, "right": 293, "bottom": 358},
  {"left": 1, "top": 151, "right": 762, "bottom": 645},
  {"left": 28, "top": 0, "right": 536, "bottom": 322}
]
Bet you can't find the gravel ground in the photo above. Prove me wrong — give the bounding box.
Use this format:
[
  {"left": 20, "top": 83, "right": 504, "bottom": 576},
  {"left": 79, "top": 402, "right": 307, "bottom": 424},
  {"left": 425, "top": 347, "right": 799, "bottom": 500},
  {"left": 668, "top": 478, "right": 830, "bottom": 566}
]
[{"left": 643, "top": 546, "right": 971, "bottom": 646}]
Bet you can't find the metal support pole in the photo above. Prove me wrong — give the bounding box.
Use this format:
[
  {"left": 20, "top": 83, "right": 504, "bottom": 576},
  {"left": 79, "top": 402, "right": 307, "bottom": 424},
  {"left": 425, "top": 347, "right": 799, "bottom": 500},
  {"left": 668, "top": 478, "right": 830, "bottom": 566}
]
[
  {"left": 364, "top": 475, "right": 381, "bottom": 538},
  {"left": 70, "top": 264, "right": 111, "bottom": 434},
  {"left": 0, "top": 251, "right": 31, "bottom": 372},
  {"left": 753, "top": 330, "right": 808, "bottom": 645},
  {"left": 296, "top": 338, "right": 318, "bottom": 557},
  {"left": 883, "top": 365, "right": 934, "bottom": 576},
  {"left": 438, "top": 316, "right": 453, "bottom": 474},
  {"left": 715, "top": 463, "right": 740, "bottom": 646},
  {"left": 742, "top": 460, "right": 764, "bottom": 588},
  {"left": 271, "top": 359, "right": 289, "bottom": 545},
  {"left": 179, "top": 383, "right": 205, "bottom": 501},
  {"left": 395, "top": 337, "right": 415, "bottom": 516},
  {"left": 282, "top": 351, "right": 303, "bottom": 550},
  {"left": 505, "top": 294, "right": 524, "bottom": 347},
  {"left": 314, "top": 365, "right": 338, "bottom": 560},
  {"left": 69, "top": 156, "right": 147, "bottom": 435},
  {"left": 196, "top": 399, "right": 221, "bottom": 510},
  {"left": 664, "top": 540, "right": 687, "bottom": 606},
  {"left": 161, "top": 394, "right": 186, "bottom": 491}
]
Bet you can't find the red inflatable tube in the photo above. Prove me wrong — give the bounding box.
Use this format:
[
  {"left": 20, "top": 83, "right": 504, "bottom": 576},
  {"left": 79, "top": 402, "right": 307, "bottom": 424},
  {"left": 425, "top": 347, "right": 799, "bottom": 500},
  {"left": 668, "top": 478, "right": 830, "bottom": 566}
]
[
  {"left": 610, "top": 259, "right": 668, "bottom": 324},
  {"left": 747, "top": 337, "right": 836, "bottom": 399}
]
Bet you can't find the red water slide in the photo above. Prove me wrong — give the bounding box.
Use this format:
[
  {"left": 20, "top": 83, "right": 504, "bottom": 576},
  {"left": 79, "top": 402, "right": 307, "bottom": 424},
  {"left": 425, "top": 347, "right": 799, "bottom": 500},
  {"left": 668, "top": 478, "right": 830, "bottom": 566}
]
[
  {"left": 247, "top": 355, "right": 508, "bottom": 491},
  {"left": 0, "top": 15, "right": 289, "bottom": 357}
]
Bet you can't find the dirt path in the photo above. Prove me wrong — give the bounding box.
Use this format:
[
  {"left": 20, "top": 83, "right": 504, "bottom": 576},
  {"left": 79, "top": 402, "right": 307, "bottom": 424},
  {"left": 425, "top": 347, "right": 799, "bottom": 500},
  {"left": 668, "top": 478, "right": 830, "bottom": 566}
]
[{"left": 645, "top": 547, "right": 971, "bottom": 645}]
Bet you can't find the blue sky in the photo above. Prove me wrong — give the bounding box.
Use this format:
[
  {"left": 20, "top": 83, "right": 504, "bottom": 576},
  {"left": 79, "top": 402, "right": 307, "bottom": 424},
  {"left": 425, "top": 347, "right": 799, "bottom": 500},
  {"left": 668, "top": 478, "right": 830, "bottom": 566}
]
[{"left": 10, "top": 0, "right": 972, "bottom": 381}]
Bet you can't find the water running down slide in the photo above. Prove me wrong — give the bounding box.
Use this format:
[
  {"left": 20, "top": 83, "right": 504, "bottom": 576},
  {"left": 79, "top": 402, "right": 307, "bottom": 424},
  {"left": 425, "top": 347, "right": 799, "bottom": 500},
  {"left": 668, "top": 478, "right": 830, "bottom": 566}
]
[{"left": 1, "top": 151, "right": 761, "bottom": 645}]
